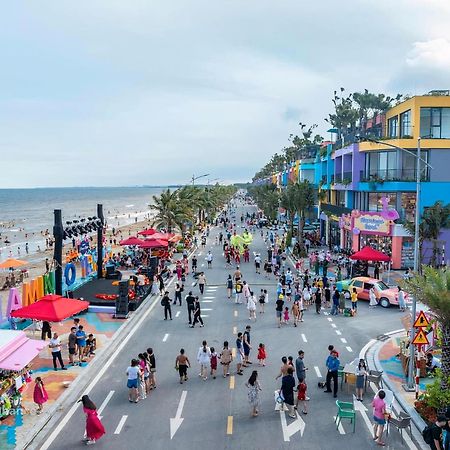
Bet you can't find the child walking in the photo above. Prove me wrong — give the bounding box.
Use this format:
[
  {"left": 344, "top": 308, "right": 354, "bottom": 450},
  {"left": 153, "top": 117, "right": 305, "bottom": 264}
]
[
  {"left": 33, "top": 377, "right": 48, "bottom": 414},
  {"left": 257, "top": 343, "right": 266, "bottom": 366},
  {"left": 210, "top": 347, "right": 218, "bottom": 379},
  {"left": 295, "top": 378, "right": 308, "bottom": 414},
  {"left": 283, "top": 306, "right": 290, "bottom": 324}
]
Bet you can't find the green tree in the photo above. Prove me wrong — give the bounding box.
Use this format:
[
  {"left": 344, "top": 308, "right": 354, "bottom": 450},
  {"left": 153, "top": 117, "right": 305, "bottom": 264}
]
[
  {"left": 150, "top": 188, "right": 185, "bottom": 232},
  {"left": 404, "top": 267, "right": 450, "bottom": 413},
  {"left": 292, "top": 181, "right": 315, "bottom": 253}
]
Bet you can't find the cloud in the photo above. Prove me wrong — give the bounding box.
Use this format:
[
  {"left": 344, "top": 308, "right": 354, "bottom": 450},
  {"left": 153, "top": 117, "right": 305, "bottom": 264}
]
[{"left": 406, "top": 39, "right": 450, "bottom": 71}]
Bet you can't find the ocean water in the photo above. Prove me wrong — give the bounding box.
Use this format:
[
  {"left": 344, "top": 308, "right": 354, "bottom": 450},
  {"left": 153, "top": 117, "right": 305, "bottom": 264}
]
[{"left": 0, "top": 186, "right": 167, "bottom": 260}]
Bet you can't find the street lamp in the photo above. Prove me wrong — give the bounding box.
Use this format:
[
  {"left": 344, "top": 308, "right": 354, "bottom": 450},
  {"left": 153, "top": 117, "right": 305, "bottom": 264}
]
[
  {"left": 358, "top": 136, "right": 433, "bottom": 390},
  {"left": 191, "top": 173, "right": 210, "bottom": 186}
]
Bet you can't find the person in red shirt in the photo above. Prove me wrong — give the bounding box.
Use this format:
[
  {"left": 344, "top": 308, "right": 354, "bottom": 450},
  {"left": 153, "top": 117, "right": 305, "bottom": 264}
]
[{"left": 295, "top": 378, "right": 308, "bottom": 414}]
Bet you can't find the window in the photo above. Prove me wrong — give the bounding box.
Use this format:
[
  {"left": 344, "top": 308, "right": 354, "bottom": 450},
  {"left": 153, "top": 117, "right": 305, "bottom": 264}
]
[
  {"left": 352, "top": 280, "right": 363, "bottom": 288},
  {"left": 366, "top": 151, "right": 397, "bottom": 179},
  {"left": 368, "top": 192, "right": 396, "bottom": 211},
  {"left": 420, "top": 107, "right": 450, "bottom": 138},
  {"left": 388, "top": 116, "right": 398, "bottom": 138},
  {"left": 400, "top": 110, "right": 411, "bottom": 137},
  {"left": 363, "top": 283, "right": 373, "bottom": 291}
]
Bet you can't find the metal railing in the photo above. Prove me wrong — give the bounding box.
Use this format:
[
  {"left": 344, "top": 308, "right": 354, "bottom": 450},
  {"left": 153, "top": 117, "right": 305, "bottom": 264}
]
[{"left": 360, "top": 169, "right": 430, "bottom": 182}]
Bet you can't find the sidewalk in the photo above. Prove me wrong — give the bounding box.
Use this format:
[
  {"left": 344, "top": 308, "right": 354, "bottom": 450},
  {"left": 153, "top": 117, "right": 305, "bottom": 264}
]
[
  {"left": 364, "top": 330, "right": 429, "bottom": 449},
  {"left": 0, "top": 311, "right": 124, "bottom": 449}
]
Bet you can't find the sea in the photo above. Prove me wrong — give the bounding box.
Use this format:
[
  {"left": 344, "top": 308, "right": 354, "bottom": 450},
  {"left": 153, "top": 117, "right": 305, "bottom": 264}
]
[{"left": 0, "top": 186, "right": 168, "bottom": 262}]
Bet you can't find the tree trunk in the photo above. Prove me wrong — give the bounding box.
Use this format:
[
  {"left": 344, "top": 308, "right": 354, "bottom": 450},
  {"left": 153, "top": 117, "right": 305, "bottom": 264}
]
[
  {"left": 439, "top": 322, "right": 450, "bottom": 414},
  {"left": 296, "top": 211, "right": 306, "bottom": 256}
]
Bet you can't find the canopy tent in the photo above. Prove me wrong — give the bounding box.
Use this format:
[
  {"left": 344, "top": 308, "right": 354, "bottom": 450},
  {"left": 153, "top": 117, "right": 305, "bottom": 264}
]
[
  {"left": 145, "top": 232, "right": 171, "bottom": 241},
  {"left": 0, "top": 330, "right": 47, "bottom": 371},
  {"left": 350, "top": 246, "right": 391, "bottom": 262},
  {"left": 168, "top": 234, "right": 183, "bottom": 243},
  {"left": 119, "top": 237, "right": 145, "bottom": 246},
  {"left": 138, "top": 228, "right": 157, "bottom": 236},
  {"left": 139, "top": 239, "right": 169, "bottom": 249},
  {"left": 0, "top": 258, "right": 28, "bottom": 269},
  {"left": 10, "top": 294, "right": 89, "bottom": 322}
]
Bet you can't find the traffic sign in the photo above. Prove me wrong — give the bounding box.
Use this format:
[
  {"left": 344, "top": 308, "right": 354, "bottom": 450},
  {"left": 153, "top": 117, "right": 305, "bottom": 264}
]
[
  {"left": 413, "top": 311, "right": 430, "bottom": 328},
  {"left": 412, "top": 328, "right": 429, "bottom": 346}
]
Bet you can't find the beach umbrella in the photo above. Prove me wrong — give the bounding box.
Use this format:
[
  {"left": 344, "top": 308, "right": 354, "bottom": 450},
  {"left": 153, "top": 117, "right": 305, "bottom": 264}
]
[
  {"left": 139, "top": 239, "right": 169, "bottom": 249},
  {"left": 138, "top": 228, "right": 157, "bottom": 236},
  {"left": 349, "top": 246, "right": 390, "bottom": 262},
  {"left": 119, "top": 237, "right": 145, "bottom": 246},
  {"left": 145, "top": 232, "right": 170, "bottom": 241},
  {"left": 0, "top": 258, "right": 28, "bottom": 269}
]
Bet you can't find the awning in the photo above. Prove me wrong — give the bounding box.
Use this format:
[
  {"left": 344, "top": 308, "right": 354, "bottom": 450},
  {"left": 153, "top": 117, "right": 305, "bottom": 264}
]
[
  {"left": 350, "top": 246, "right": 390, "bottom": 262},
  {"left": 0, "top": 330, "right": 47, "bottom": 371}
]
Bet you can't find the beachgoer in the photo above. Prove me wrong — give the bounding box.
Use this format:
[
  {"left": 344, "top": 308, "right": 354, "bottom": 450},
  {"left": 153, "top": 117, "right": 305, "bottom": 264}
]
[
  {"left": 126, "top": 359, "right": 141, "bottom": 403},
  {"left": 79, "top": 395, "right": 106, "bottom": 445},
  {"left": 356, "top": 359, "right": 367, "bottom": 401},
  {"left": 280, "top": 367, "right": 296, "bottom": 418},
  {"left": 49, "top": 333, "right": 67, "bottom": 371},
  {"left": 246, "top": 370, "right": 262, "bottom": 417},
  {"left": 257, "top": 343, "right": 266, "bottom": 366},
  {"left": 33, "top": 377, "right": 48, "bottom": 414},
  {"left": 191, "top": 296, "right": 204, "bottom": 327}
]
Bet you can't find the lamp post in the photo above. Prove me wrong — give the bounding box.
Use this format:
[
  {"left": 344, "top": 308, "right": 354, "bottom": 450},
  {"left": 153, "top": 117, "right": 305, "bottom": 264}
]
[
  {"left": 191, "top": 173, "right": 210, "bottom": 186},
  {"left": 359, "top": 136, "right": 432, "bottom": 390}
]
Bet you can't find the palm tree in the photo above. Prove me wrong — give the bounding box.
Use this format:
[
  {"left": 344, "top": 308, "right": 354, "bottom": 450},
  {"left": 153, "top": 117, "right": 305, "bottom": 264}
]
[
  {"left": 150, "top": 188, "right": 186, "bottom": 232},
  {"left": 280, "top": 184, "right": 297, "bottom": 236},
  {"left": 404, "top": 267, "right": 450, "bottom": 413},
  {"left": 293, "top": 181, "right": 315, "bottom": 252}
]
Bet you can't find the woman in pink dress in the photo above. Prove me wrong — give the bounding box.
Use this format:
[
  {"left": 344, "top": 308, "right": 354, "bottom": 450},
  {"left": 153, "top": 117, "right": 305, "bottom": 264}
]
[
  {"left": 33, "top": 377, "right": 48, "bottom": 414},
  {"left": 79, "top": 395, "right": 105, "bottom": 445}
]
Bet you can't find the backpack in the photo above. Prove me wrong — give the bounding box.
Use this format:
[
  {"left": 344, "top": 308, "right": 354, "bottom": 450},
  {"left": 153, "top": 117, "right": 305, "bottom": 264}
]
[{"left": 422, "top": 425, "right": 433, "bottom": 444}]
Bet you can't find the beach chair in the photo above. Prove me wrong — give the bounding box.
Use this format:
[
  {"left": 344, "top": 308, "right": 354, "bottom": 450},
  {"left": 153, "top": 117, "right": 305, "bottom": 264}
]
[
  {"left": 365, "top": 369, "right": 383, "bottom": 392},
  {"left": 335, "top": 400, "right": 356, "bottom": 433},
  {"left": 388, "top": 412, "right": 412, "bottom": 437}
]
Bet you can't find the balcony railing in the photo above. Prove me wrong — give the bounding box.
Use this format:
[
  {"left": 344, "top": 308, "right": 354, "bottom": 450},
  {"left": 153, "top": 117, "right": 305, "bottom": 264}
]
[
  {"left": 342, "top": 171, "right": 352, "bottom": 182},
  {"left": 360, "top": 169, "right": 430, "bottom": 182}
]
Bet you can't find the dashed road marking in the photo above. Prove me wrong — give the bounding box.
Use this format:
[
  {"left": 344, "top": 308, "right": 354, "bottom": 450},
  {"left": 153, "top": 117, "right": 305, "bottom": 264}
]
[
  {"left": 202, "top": 300, "right": 213, "bottom": 303},
  {"left": 203, "top": 296, "right": 215, "bottom": 299},
  {"left": 163, "top": 333, "right": 169, "bottom": 342},
  {"left": 98, "top": 390, "right": 114, "bottom": 420},
  {"left": 336, "top": 330, "right": 342, "bottom": 335},
  {"left": 327, "top": 318, "right": 333, "bottom": 322},
  {"left": 227, "top": 416, "right": 233, "bottom": 434},
  {"left": 233, "top": 326, "right": 237, "bottom": 335},
  {"left": 346, "top": 346, "right": 353, "bottom": 352},
  {"left": 175, "top": 311, "right": 181, "bottom": 318},
  {"left": 301, "top": 334, "right": 307, "bottom": 343},
  {"left": 314, "top": 366, "right": 322, "bottom": 378},
  {"left": 234, "top": 310, "right": 238, "bottom": 317},
  {"left": 340, "top": 338, "right": 347, "bottom": 344},
  {"left": 229, "top": 376, "right": 235, "bottom": 389},
  {"left": 202, "top": 308, "right": 213, "bottom": 311},
  {"left": 331, "top": 324, "right": 337, "bottom": 328},
  {"left": 114, "top": 415, "right": 128, "bottom": 434}
]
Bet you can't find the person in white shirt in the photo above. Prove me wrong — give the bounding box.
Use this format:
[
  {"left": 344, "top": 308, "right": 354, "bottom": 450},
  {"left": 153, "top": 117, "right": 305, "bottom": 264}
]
[
  {"left": 49, "top": 333, "right": 67, "bottom": 371},
  {"left": 206, "top": 251, "right": 213, "bottom": 269},
  {"left": 126, "top": 359, "right": 142, "bottom": 403},
  {"left": 197, "top": 340, "right": 211, "bottom": 381}
]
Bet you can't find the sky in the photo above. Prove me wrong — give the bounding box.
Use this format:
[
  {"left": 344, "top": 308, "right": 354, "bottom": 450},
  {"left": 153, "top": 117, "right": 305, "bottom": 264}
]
[{"left": 1, "top": 0, "right": 450, "bottom": 188}]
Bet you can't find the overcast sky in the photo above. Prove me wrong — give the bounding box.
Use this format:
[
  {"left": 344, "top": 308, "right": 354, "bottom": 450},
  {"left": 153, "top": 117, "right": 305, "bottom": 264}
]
[{"left": 1, "top": 0, "right": 449, "bottom": 188}]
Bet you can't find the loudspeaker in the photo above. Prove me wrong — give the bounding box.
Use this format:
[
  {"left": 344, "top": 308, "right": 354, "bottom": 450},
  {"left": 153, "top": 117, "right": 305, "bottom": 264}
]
[
  {"left": 115, "top": 280, "right": 129, "bottom": 319},
  {"left": 149, "top": 256, "right": 158, "bottom": 269}
]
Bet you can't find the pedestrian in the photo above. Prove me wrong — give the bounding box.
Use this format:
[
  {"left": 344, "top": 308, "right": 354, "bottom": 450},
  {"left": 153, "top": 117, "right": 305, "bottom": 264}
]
[
  {"left": 369, "top": 286, "right": 378, "bottom": 309},
  {"left": 197, "top": 340, "right": 211, "bottom": 381},
  {"left": 280, "top": 367, "right": 296, "bottom": 419},
  {"left": 295, "top": 378, "right": 308, "bottom": 414},
  {"left": 258, "top": 289, "right": 266, "bottom": 314},
  {"left": 257, "top": 343, "right": 266, "bottom": 366},
  {"left": 339, "top": 289, "right": 346, "bottom": 314},
  {"left": 242, "top": 281, "right": 251, "bottom": 301},
  {"left": 220, "top": 341, "right": 233, "bottom": 378},
  {"left": 191, "top": 255, "right": 198, "bottom": 273},
  {"left": 175, "top": 348, "right": 191, "bottom": 384},
  {"left": 324, "top": 350, "right": 340, "bottom": 398},
  {"left": 276, "top": 294, "right": 284, "bottom": 328},
  {"left": 79, "top": 395, "right": 106, "bottom": 445},
  {"left": 138, "top": 354, "right": 149, "bottom": 400},
  {"left": 190, "top": 296, "right": 204, "bottom": 327},
  {"left": 33, "top": 377, "right": 48, "bottom": 414},
  {"left": 198, "top": 272, "right": 207, "bottom": 294},
  {"left": 126, "top": 359, "right": 141, "bottom": 403},
  {"left": 254, "top": 254, "right": 261, "bottom": 274},
  {"left": 41, "top": 321, "right": 51, "bottom": 341},
  {"left": 275, "top": 356, "right": 290, "bottom": 380},
  {"left": 161, "top": 291, "right": 172, "bottom": 320},
  {"left": 141, "top": 352, "right": 151, "bottom": 394},
  {"left": 295, "top": 350, "right": 308, "bottom": 384},
  {"left": 206, "top": 251, "right": 213, "bottom": 268},
  {"left": 356, "top": 359, "right": 367, "bottom": 401},
  {"left": 351, "top": 288, "right": 358, "bottom": 315},
  {"left": 226, "top": 275, "right": 233, "bottom": 299},
  {"left": 423, "top": 416, "right": 448, "bottom": 450},
  {"left": 49, "top": 332, "right": 67, "bottom": 371},
  {"left": 210, "top": 347, "right": 218, "bottom": 379},
  {"left": 398, "top": 286, "right": 406, "bottom": 312},
  {"left": 146, "top": 348, "right": 157, "bottom": 389},
  {"left": 235, "top": 280, "right": 243, "bottom": 304},
  {"left": 247, "top": 292, "right": 257, "bottom": 321},
  {"left": 331, "top": 287, "right": 340, "bottom": 315},
  {"left": 236, "top": 332, "right": 245, "bottom": 375},
  {"left": 68, "top": 327, "right": 77, "bottom": 366},
  {"left": 372, "top": 390, "right": 388, "bottom": 446},
  {"left": 174, "top": 283, "right": 182, "bottom": 306},
  {"left": 76, "top": 325, "right": 87, "bottom": 364},
  {"left": 243, "top": 325, "right": 252, "bottom": 366},
  {"left": 283, "top": 306, "right": 290, "bottom": 325},
  {"left": 246, "top": 370, "right": 262, "bottom": 417},
  {"left": 185, "top": 291, "right": 195, "bottom": 325},
  {"left": 315, "top": 288, "right": 322, "bottom": 314}
]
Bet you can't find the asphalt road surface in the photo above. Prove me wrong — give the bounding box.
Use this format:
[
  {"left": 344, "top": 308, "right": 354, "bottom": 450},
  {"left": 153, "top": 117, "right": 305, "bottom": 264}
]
[{"left": 39, "top": 200, "right": 414, "bottom": 450}]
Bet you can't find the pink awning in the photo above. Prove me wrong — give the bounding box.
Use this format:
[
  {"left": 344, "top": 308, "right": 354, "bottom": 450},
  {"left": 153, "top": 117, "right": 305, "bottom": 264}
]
[{"left": 0, "top": 330, "right": 47, "bottom": 371}]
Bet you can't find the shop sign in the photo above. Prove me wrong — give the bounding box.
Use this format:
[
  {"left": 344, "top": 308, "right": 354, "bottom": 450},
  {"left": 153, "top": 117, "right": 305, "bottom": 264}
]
[
  {"left": 340, "top": 214, "right": 352, "bottom": 230},
  {"left": 354, "top": 212, "right": 391, "bottom": 235}
]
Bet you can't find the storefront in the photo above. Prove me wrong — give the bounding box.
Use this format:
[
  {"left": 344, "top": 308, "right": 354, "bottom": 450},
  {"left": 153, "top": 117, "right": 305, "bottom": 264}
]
[{"left": 339, "top": 209, "right": 413, "bottom": 269}]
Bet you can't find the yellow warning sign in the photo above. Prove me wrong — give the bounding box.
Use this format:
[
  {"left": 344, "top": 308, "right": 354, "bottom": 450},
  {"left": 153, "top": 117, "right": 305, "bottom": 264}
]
[
  {"left": 412, "top": 328, "right": 429, "bottom": 346},
  {"left": 413, "top": 311, "right": 430, "bottom": 328}
]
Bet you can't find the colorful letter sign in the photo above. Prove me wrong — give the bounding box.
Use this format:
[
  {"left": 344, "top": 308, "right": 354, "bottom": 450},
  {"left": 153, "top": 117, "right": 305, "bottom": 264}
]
[{"left": 353, "top": 213, "right": 391, "bottom": 235}]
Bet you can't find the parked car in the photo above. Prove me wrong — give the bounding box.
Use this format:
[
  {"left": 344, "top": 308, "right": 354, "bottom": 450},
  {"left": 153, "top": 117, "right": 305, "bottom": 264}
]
[{"left": 335, "top": 276, "right": 409, "bottom": 308}]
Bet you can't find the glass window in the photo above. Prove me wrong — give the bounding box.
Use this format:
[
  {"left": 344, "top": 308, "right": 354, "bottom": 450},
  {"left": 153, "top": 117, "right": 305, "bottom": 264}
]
[
  {"left": 400, "top": 192, "right": 416, "bottom": 222},
  {"left": 353, "top": 280, "right": 363, "bottom": 288},
  {"left": 400, "top": 110, "right": 411, "bottom": 137},
  {"left": 420, "top": 108, "right": 431, "bottom": 137},
  {"left": 442, "top": 108, "right": 450, "bottom": 138},
  {"left": 420, "top": 107, "right": 450, "bottom": 138},
  {"left": 368, "top": 152, "right": 378, "bottom": 176},
  {"left": 388, "top": 116, "right": 398, "bottom": 138}
]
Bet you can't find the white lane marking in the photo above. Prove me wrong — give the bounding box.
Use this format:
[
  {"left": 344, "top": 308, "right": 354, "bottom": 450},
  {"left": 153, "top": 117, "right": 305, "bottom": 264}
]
[
  {"left": 323, "top": 311, "right": 329, "bottom": 316},
  {"left": 333, "top": 416, "right": 346, "bottom": 434},
  {"left": 97, "top": 390, "right": 114, "bottom": 419},
  {"left": 202, "top": 308, "right": 213, "bottom": 311},
  {"left": 201, "top": 300, "right": 213, "bottom": 303},
  {"left": 198, "top": 252, "right": 202, "bottom": 256},
  {"left": 203, "top": 296, "right": 215, "bottom": 299},
  {"left": 331, "top": 324, "right": 337, "bottom": 328},
  {"left": 301, "top": 334, "right": 307, "bottom": 343},
  {"left": 340, "top": 338, "right": 347, "bottom": 344},
  {"left": 114, "top": 415, "right": 128, "bottom": 434},
  {"left": 234, "top": 310, "right": 238, "bottom": 317},
  {"left": 201, "top": 315, "right": 209, "bottom": 317},
  {"left": 346, "top": 346, "right": 353, "bottom": 353},
  {"left": 201, "top": 263, "right": 205, "bottom": 267},
  {"left": 170, "top": 390, "right": 187, "bottom": 439},
  {"left": 327, "top": 318, "right": 333, "bottom": 322},
  {"left": 359, "top": 339, "right": 376, "bottom": 360},
  {"left": 314, "top": 366, "right": 322, "bottom": 378},
  {"left": 38, "top": 264, "right": 178, "bottom": 450},
  {"left": 206, "top": 287, "right": 218, "bottom": 290},
  {"left": 336, "top": 330, "right": 342, "bottom": 335},
  {"left": 163, "top": 333, "right": 169, "bottom": 342},
  {"left": 175, "top": 311, "right": 181, "bottom": 318}
]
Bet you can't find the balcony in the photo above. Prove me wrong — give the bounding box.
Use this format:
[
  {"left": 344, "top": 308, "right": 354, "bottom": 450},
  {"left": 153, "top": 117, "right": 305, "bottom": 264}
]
[
  {"left": 321, "top": 175, "right": 327, "bottom": 184},
  {"left": 360, "top": 169, "right": 430, "bottom": 182},
  {"left": 342, "top": 171, "right": 352, "bottom": 183}
]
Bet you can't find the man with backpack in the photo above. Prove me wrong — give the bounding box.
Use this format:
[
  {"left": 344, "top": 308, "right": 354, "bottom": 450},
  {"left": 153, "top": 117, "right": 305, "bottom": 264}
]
[
  {"left": 161, "top": 291, "right": 172, "bottom": 320},
  {"left": 423, "top": 416, "right": 447, "bottom": 450},
  {"left": 185, "top": 291, "right": 195, "bottom": 325}
]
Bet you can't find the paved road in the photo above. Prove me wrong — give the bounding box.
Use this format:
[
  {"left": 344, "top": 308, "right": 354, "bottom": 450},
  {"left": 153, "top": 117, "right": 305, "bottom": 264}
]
[{"left": 40, "top": 200, "right": 414, "bottom": 450}]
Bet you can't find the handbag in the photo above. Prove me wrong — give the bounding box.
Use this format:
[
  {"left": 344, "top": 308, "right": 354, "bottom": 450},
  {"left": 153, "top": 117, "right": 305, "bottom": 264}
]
[{"left": 275, "top": 389, "right": 285, "bottom": 404}]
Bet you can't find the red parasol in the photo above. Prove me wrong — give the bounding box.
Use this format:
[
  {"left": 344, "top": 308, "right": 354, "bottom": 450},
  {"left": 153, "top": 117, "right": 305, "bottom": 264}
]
[
  {"left": 139, "top": 239, "right": 169, "bottom": 248},
  {"left": 350, "top": 246, "right": 390, "bottom": 262},
  {"left": 145, "top": 232, "right": 170, "bottom": 241},
  {"left": 138, "top": 229, "right": 157, "bottom": 236},
  {"left": 119, "top": 237, "right": 145, "bottom": 246},
  {"left": 10, "top": 294, "right": 89, "bottom": 322}
]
